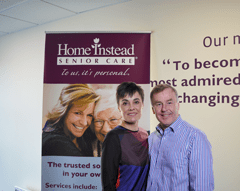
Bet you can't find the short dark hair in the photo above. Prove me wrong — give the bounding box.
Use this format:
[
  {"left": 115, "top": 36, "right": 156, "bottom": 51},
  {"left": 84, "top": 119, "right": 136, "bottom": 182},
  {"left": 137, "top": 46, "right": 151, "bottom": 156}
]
[
  {"left": 150, "top": 84, "right": 178, "bottom": 104},
  {"left": 116, "top": 82, "right": 144, "bottom": 104}
]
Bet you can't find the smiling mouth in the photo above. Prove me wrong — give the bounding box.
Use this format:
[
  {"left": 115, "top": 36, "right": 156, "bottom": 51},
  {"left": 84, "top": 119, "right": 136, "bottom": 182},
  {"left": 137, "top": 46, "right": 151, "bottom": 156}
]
[
  {"left": 161, "top": 113, "right": 171, "bottom": 117},
  {"left": 73, "top": 124, "right": 84, "bottom": 130},
  {"left": 128, "top": 113, "right": 137, "bottom": 116}
]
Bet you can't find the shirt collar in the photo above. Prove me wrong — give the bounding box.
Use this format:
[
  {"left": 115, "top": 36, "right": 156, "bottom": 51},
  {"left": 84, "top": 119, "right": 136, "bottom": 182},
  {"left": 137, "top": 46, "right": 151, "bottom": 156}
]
[{"left": 156, "top": 115, "right": 183, "bottom": 134}]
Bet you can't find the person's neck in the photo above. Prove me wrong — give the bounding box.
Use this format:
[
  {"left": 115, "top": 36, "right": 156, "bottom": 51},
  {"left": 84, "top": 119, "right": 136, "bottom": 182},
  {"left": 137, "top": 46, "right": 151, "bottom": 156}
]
[
  {"left": 160, "top": 124, "right": 168, "bottom": 132},
  {"left": 121, "top": 120, "right": 139, "bottom": 131}
]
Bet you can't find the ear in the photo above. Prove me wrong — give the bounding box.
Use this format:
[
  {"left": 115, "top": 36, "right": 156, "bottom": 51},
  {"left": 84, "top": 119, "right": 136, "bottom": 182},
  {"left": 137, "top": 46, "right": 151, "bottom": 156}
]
[{"left": 152, "top": 106, "right": 156, "bottom": 114}]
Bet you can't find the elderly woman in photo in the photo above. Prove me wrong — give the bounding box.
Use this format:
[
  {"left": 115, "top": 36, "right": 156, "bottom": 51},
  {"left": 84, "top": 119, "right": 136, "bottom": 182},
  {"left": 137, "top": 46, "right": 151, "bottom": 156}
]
[
  {"left": 42, "top": 84, "right": 100, "bottom": 156},
  {"left": 92, "top": 89, "right": 122, "bottom": 157}
]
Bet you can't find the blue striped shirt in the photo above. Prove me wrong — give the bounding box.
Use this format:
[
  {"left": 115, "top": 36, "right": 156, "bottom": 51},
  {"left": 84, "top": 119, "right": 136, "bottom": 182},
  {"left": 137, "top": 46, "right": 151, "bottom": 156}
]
[{"left": 147, "top": 115, "right": 214, "bottom": 191}]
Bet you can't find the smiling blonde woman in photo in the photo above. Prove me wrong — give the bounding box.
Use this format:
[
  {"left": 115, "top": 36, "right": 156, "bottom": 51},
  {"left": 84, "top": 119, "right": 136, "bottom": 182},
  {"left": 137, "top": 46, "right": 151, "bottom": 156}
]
[{"left": 42, "top": 84, "right": 100, "bottom": 156}]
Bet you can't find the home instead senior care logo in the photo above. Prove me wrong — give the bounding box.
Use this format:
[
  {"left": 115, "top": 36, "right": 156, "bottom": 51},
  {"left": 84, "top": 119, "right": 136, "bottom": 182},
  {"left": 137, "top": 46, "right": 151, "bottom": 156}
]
[{"left": 57, "top": 38, "right": 136, "bottom": 65}]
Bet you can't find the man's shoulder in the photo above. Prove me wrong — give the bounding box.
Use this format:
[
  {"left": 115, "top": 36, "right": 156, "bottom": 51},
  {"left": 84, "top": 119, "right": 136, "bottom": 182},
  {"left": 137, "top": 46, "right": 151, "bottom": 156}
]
[
  {"left": 183, "top": 119, "right": 202, "bottom": 130},
  {"left": 180, "top": 119, "right": 209, "bottom": 141},
  {"left": 148, "top": 129, "right": 161, "bottom": 141}
]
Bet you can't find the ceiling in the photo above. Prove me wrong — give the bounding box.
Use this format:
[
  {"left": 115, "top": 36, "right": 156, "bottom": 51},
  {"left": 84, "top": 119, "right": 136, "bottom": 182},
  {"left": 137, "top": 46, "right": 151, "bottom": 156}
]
[{"left": 0, "top": 0, "right": 131, "bottom": 38}]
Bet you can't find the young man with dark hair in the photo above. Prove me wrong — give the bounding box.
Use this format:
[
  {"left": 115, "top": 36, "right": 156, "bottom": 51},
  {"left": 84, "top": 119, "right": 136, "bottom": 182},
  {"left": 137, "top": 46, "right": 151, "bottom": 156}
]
[
  {"left": 147, "top": 84, "right": 214, "bottom": 191},
  {"left": 101, "top": 82, "right": 149, "bottom": 191}
]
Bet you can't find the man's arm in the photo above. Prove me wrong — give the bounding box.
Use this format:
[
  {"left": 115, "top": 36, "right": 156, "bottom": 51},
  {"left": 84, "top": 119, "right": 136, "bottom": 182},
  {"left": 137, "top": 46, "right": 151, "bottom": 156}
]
[
  {"left": 189, "top": 131, "right": 214, "bottom": 191},
  {"left": 101, "top": 131, "right": 121, "bottom": 191}
]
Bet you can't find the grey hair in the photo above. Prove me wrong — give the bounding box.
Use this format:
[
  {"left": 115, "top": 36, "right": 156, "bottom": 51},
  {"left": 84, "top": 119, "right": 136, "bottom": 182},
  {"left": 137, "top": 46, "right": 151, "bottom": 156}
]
[
  {"left": 94, "top": 89, "right": 118, "bottom": 117},
  {"left": 150, "top": 84, "right": 179, "bottom": 105}
]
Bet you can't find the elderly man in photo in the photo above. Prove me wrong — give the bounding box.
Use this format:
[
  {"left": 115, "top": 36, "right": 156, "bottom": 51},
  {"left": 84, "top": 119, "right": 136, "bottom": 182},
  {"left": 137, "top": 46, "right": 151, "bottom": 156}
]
[{"left": 147, "top": 84, "right": 214, "bottom": 191}]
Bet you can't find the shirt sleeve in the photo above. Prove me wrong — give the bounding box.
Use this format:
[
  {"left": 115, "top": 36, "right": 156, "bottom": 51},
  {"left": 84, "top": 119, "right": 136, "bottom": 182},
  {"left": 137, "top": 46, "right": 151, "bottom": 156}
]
[
  {"left": 188, "top": 131, "right": 214, "bottom": 191},
  {"left": 101, "top": 131, "right": 121, "bottom": 191}
]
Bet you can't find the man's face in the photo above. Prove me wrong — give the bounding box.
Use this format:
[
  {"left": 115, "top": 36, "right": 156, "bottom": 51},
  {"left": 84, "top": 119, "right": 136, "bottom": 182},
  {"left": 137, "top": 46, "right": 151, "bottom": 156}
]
[{"left": 151, "top": 88, "right": 179, "bottom": 130}]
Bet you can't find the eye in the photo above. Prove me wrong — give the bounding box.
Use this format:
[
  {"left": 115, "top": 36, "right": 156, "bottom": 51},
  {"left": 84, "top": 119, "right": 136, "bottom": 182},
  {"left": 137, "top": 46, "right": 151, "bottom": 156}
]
[
  {"left": 87, "top": 114, "right": 93, "bottom": 118},
  {"left": 167, "top": 101, "right": 172, "bottom": 104},
  {"left": 109, "top": 118, "right": 120, "bottom": 126},
  {"left": 94, "top": 120, "right": 103, "bottom": 127},
  {"left": 74, "top": 111, "right": 82, "bottom": 115},
  {"left": 134, "top": 100, "right": 140, "bottom": 104},
  {"left": 122, "top": 102, "right": 128, "bottom": 106}
]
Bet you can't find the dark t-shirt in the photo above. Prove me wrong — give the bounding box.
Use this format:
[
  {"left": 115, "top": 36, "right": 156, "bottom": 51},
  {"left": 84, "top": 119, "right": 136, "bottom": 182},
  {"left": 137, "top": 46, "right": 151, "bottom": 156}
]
[{"left": 101, "top": 125, "right": 149, "bottom": 191}]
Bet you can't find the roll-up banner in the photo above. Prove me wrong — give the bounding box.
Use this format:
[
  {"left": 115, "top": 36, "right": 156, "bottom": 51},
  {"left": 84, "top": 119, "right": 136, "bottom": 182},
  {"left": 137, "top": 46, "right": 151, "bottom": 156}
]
[{"left": 42, "top": 32, "right": 151, "bottom": 191}]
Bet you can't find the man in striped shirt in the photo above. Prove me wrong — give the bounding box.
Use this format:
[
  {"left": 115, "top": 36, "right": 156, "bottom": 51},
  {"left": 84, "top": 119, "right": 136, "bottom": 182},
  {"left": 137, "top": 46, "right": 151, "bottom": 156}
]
[{"left": 147, "top": 84, "right": 214, "bottom": 191}]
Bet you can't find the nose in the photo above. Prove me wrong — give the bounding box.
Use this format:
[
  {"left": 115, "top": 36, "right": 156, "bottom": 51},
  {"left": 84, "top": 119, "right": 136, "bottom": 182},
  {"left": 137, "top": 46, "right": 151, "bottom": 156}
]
[
  {"left": 79, "top": 115, "right": 88, "bottom": 127},
  {"left": 161, "top": 104, "right": 167, "bottom": 112},
  {"left": 101, "top": 121, "right": 112, "bottom": 134},
  {"left": 129, "top": 102, "right": 134, "bottom": 110}
]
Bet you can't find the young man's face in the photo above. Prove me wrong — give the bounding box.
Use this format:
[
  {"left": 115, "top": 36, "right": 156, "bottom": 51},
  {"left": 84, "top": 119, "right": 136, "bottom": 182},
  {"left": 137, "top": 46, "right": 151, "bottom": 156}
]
[
  {"left": 151, "top": 88, "right": 179, "bottom": 130},
  {"left": 118, "top": 92, "right": 144, "bottom": 124}
]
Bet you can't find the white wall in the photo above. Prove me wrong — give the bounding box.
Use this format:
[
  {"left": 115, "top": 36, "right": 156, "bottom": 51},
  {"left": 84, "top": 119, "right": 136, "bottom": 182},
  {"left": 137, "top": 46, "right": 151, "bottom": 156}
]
[{"left": 1, "top": 0, "right": 240, "bottom": 190}]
